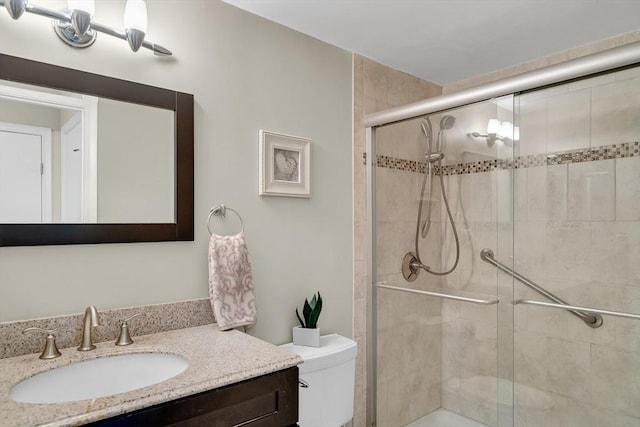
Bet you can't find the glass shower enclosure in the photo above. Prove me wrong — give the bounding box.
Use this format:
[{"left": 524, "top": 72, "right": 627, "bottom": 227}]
[{"left": 368, "top": 46, "right": 640, "bottom": 427}]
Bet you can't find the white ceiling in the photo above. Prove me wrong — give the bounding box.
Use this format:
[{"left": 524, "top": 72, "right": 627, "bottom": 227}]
[{"left": 221, "top": 0, "right": 640, "bottom": 86}]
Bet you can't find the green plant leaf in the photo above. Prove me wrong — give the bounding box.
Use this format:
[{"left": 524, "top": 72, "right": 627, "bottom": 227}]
[
  {"left": 302, "top": 298, "right": 311, "bottom": 324},
  {"left": 307, "top": 293, "right": 322, "bottom": 329},
  {"left": 310, "top": 294, "right": 317, "bottom": 310},
  {"left": 295, "top": 308, "right": 306, "bottom": 328}
]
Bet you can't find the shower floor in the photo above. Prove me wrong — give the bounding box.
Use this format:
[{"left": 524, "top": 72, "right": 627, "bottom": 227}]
[{"left": 406, "top": 408, "right": 487, "bottom": 427}]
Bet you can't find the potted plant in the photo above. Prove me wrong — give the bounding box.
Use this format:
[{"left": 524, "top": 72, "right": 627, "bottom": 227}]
[{"left": 293, "top": 292, "right": 322, "bottom": 347}]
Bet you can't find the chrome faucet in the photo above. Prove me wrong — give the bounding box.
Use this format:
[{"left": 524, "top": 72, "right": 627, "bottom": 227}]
[{"left": 78, "top": 305, "right": 100, "bottom": 351}]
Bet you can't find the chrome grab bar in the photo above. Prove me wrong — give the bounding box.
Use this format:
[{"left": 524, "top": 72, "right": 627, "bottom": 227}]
[
  {"left": 480, "top": 248, "right": 603, "bottom": 328},
  {"left": 376, "top": 283, "right": 500, "bottom": 305},
  {"left": 514, "top": 300, "right": 640, "bottom": 321}
]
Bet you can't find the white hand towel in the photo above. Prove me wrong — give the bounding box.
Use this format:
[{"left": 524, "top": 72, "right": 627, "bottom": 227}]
[{"left": 208, "top": 232, "right": 257, "bottom": 331}]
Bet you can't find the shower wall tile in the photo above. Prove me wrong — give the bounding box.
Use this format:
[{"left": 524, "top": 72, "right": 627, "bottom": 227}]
[
  {"left": 363, "top": 95, "right": 377, "bottom": 115},
  {"left": 353, "top": 296, "right": 367, "bottom": 340},
  {"left": 377, "top": 280, "right": 442, "bottom": 426},
  {"left": 567, "top": 72, "right": 616, "bottom": 91},
  {"left": 408, "top": 75, "right": 440, "bottom": 103},
  {"left": 514, "top": 331, "right": 549, "bottom": 392},
  {"left": 591, "top": 344, "right": 640, "bottom": 418},
  {"left": 361, "top": 52, "right": 640, "bottom": 427},
  {"left": 617, "top": 66, "right": 640, "bottom": 80},
  {"left": 456, "top": 222, "right": 499, "bottom": 294},
  {"left": 526, "top": 165, "right": 568, "bottom": 222},
  {"left": 547, "top": 88, "right": 591, "bottom": 153},
  {"left": 387, "top": 68, "right": 410, "bottom": 106},
  {"left": 376, "top": 221, "right": 412, "bottom": 275},
  {"left": 397, "top": 118, "right": 426, "bottom": 162},
  {"left": 496, "top": 169, "right": 513, "bottom": 223},
  {"left": 567, "top": 159, "right": 615, "bottom": 221},
  {"left": 517, "top": 96, "right": 547, "bottom": 157},
  {"left": 590, "top": 222, "right": 640, "bottom": 287},
  {"left": 374, "top": 121, "right": 399, "bottom": 158},
  {"left": 386, "top": 169, "right": 419, "bottom": 223},
  {"left": 514, "top": 221, "right": 547, "bottom": 282},
  {"left": 513, "top": 168, "right": 528, "bottom": 221},
  {"left": 615, "top": 316, "right": 640, "bottom": 354},
  {"left": 591, "top": 77, "right": 640, "bottom": 148},
  {"left": 356, "top": 53, "right": 442, "bottom": 427},
  {"left": 616, "top": 157, "right": 640, "bottom": 221},
  {"left": 562, "top": 285, "right": 615, "bottom": 347},
  {"left": 521, "top": 300, "right": 570, "bottom": 340},
  {"left": 546, "top": 337, "right": 591, "bottom": 402},
  {"left": 543, "top": 221, "right": 591, "bottom": 284},
  {"left": 362, "top": 58, "right": 388, "bottom": 105},
  {"left": 375, "top": 167, "right": 389, "bottom": 222},
  {"left": 515, "top": 387, "right": 599, "bottom": 427},
  {"left": 458, "top": 374, "right": 499, "bottom": 426},
  {"left": 459, "top": 170, "right": 497, "bottom": 223},
  {"left": 525, "top": 166, "right": 548, "bottom": 221}
]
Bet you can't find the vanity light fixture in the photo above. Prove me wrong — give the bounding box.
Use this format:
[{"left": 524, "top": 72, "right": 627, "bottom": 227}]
[
  {"left": 0, "top": 0, "right": 171, "bottom": 56},
  {"left": 471, "top": 119, "right": 519, "bottom": 146}
]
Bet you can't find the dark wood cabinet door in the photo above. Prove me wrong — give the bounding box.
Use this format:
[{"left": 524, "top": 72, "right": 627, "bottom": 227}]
[{"left": 89, "top": 367, "right": 298, "bottom": 427}]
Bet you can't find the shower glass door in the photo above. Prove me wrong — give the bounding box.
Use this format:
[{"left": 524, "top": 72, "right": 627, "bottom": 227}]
[
  {"left": 511, "top": 66, "right": 640, "bottom": 426},
  {"left": 373, "top": 95, "right": 516, "bottom": 427}
]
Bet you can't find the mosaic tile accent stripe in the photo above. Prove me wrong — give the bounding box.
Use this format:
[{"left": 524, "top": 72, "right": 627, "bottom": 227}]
[
  {"left": 376, "top": 154, "right": 426, "bottom": 173},
  {"left": 370, "top": 141, "right": 639, "bottom": 175}
]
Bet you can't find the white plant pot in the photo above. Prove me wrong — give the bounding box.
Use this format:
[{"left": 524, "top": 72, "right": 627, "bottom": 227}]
[{"left": 292, "top": 326, "right": 320, "bottom": 347}]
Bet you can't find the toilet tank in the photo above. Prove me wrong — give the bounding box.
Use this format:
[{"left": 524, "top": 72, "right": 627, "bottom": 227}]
[{"left": 281, "top": 334, "right": 357, "bottom": 427}]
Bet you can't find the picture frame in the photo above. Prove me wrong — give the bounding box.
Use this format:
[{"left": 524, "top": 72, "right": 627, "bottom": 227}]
[{"left": 259, "top": 130, "right": 311, "bottom": 198}]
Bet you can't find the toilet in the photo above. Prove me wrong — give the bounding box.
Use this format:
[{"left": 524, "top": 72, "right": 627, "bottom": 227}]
[{"left": 280, "top": 334, "right": 357, "bottom": 427}]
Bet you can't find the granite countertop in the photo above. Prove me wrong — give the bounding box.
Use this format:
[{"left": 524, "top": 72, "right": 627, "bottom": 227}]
[{"left": 0, "top": 325, "right": 302, "bottom": 427}]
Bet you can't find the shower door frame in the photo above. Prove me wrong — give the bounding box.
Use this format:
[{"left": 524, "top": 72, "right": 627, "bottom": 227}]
[{"left": 365, "top": 41, "right": 640, "bottom": 427}]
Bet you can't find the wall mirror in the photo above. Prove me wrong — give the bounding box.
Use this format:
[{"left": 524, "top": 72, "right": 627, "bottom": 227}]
[{"left": 0, "top": 54, "right": 194, "bottom": 246}]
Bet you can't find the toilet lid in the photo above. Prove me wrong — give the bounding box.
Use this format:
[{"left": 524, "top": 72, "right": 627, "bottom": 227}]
[{"left": 280, "top": 334, "right": 357, "bottom": 373}]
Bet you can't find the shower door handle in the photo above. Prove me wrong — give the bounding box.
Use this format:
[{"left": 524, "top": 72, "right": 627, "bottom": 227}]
[
  {"left": 513, "top": 299, "right": 640, "bottom": 321},
  {"left": 376, "top": 283, "right": 499, "bottom": 305}
]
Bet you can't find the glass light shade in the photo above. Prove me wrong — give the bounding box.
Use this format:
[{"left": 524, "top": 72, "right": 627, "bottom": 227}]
[
  {"left": 500, "top": 121, "right": 513, "bottom": 139},
  {"left": 124, "top": 0, "right": 148, "bottom": 33},
  {"left": 486, "top": 119, "right": 501, "bottom": 135},
  {"left": 513, "top": 126, "right": 520, "bottom": 141},
  {"left": 67, "top": 0, "right": 95, "bottom": 15}
]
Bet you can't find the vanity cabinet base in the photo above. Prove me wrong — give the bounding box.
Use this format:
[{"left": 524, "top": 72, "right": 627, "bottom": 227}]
[{"left": 89, "top": 367, "right": 298, "bottom": 427}]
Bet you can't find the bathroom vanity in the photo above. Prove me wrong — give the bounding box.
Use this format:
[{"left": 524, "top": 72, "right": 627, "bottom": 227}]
[
  {"left": 89, "top": 367, "right": 298, "bottom": 426},
  {"left": 0, "top": 325, "right": 301, "bottom": 426}
]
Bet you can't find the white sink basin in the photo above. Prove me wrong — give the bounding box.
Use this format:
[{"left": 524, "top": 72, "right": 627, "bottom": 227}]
[{"left": 11, "top": 353, "right": 188, "bottom": 404}]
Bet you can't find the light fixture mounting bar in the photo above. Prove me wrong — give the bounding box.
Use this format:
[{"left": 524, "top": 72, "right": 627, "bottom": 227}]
[{"left": 0, "top": 0, "right": 171, "bottom": 56}]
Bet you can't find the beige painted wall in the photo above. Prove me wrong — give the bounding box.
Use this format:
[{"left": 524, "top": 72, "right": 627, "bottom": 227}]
[
  {"left": 97, "top": 99, "right": 174, "bottom": 223},
  {"left": 0, "top": 0, "right": 353, "bottom": 346}
]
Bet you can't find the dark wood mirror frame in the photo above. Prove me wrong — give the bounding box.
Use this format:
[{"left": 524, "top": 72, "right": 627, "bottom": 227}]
[{"left": 0, "top": 54, "right": 194, "bottom": 246}]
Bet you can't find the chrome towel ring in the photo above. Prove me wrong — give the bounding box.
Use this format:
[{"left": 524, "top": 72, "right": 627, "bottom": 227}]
[{"left": 207, "top": 205, "right": 244, "bottom": 235}]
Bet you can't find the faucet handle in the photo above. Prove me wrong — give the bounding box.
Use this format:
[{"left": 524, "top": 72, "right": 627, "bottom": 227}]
[
  {"left": 22, "top": 327, "right": 62, "bottom": 360},
  {"left": 115, "top": 313, "right": 142, "bottom": 346}
]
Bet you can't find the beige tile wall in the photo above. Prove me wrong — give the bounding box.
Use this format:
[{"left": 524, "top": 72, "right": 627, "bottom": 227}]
[
  {"left": 512, "top": 68, "right": 640, "bottom": 427},
  {"left": 375, "top": 113, "right": 445, "bottom": 426},
  {"left": 355, "top": 30, "right": 640, "bottom": 427},
  {"left": 353, "top": 54, "right": 441, "bottom": 427}
]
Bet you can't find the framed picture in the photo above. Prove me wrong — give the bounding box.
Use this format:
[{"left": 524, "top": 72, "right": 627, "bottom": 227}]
[{"left": 259, "top": 130, "right": 311, "bottom": 198}]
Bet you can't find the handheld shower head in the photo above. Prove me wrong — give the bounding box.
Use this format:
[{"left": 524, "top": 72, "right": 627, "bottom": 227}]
[
  {"left": 420, "top": 118, "right": 432, "bottom": 140},
  {"left": 440, "top": 115, "right": 456, "bottom": 130}
]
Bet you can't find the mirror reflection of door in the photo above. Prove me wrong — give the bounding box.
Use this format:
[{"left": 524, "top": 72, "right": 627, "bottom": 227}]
[
  {"left": 61, "top": 113, "right": 83, "bottom": 223},
  {"left": 0, "top": 122, "right": 52, "bottom": 223}
]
